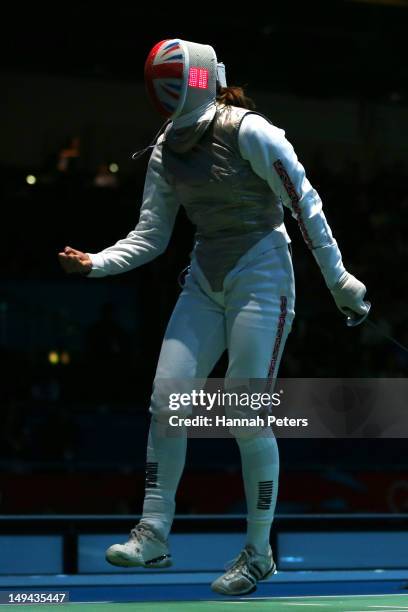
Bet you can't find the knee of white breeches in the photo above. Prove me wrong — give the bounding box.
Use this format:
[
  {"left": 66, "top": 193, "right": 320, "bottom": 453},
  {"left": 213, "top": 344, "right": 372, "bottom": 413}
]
[{"left": 150, "top": 383, "right": 193, "bottom": 423}]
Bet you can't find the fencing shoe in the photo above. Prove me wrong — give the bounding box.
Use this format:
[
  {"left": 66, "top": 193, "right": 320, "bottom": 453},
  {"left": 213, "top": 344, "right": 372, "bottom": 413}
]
[
  {"left": 105, "top": 523, "right": 172, "bottom": 569},
  {"left": 211, "top": 544, "right": 276, "bottom": 595}
]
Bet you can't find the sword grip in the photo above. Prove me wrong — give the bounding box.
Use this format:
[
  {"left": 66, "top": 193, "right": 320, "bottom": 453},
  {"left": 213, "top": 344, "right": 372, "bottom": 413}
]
[{"left": 345, "top": 300, "right": 371, "bottom": 328}]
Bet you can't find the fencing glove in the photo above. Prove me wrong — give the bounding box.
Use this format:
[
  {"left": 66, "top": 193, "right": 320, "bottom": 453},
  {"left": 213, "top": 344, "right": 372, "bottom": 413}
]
[{"left": 330, "top": 271, "right": 368, "bottom": 316}]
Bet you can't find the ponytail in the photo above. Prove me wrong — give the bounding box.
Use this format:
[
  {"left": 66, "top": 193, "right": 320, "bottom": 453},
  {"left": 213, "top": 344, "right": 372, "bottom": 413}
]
[{"left": 216, "top": 86, "right": 256, "bottom": 110}]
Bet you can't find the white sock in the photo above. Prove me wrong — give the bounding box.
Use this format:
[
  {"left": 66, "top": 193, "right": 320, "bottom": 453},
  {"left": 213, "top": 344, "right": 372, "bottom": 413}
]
[
  {"left": 236, "top": 430, "right": 279, "bottom": 555},
  {"left": 141, "top": 417, "right": 187, "bottom": 540}
]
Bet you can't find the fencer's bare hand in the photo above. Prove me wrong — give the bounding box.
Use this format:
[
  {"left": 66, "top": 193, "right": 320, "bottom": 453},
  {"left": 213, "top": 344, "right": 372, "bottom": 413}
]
[{"left": 58, "top": 246, "right": 92, "bottom": 275}]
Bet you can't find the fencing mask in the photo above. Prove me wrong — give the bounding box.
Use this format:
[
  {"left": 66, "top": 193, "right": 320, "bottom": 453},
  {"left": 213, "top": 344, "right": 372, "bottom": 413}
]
[{"left": 144, "top": 39, "right": 227, "bottom": 120}]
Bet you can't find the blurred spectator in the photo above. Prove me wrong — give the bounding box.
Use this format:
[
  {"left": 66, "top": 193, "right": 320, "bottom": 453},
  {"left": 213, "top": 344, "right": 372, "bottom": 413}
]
[
  {"left": 56, "top": 136, "right": 81, "bottom": 174},
  {"left": 93, "top": 163, "right": 118, "bottom": 188}
]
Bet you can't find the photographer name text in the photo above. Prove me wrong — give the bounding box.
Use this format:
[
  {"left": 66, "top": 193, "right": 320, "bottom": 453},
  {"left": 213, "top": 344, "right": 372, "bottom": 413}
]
[{"left": 168, "top": 415, "right": 308, "bottom": 428}]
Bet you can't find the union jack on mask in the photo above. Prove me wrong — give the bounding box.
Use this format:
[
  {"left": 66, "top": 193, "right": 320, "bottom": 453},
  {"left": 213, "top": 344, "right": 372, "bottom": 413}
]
[{"left": 144, "top": 39, "right": 226, "bottom": 120}]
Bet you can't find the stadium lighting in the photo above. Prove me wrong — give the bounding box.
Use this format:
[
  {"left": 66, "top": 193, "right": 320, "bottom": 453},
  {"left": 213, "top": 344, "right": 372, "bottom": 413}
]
[{"left": 48, "top": 351, "right": 59, "bottom": 365}]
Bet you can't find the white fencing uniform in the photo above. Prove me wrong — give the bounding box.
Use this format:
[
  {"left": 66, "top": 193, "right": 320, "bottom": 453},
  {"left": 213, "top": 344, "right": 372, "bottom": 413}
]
[{"left": 88, "top": 103, "right": 346, "bottom": 552}]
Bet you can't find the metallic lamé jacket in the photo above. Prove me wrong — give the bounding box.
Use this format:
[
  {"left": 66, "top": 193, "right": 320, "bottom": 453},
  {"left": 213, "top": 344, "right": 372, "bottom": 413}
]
[{"left": 162, "top": 105, "right": 284, "bottom": 291}]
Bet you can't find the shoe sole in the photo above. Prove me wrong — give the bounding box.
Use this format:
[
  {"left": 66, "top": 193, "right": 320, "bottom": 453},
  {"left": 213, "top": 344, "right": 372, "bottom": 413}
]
[
  {"left": 106, "top": 551, "right": 172, "bottom": 569},
  {"left": 211, "top": 561, "right": 277, "bottom": 596}
]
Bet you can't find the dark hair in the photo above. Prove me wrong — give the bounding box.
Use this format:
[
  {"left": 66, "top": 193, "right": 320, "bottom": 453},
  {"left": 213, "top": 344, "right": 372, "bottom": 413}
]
[{"left": 216, "top": 86, "right": 256, "bottom": 110}]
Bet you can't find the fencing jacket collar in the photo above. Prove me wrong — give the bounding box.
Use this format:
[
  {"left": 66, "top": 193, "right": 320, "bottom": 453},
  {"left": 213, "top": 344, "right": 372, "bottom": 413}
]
[{"left": 164, "top": 101, "right": 217, "bottom": 153}]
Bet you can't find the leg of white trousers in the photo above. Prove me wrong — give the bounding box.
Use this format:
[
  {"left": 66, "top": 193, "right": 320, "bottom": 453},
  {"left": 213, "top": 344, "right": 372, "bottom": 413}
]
[
  {"left": 225, "top": 246, "right": 295, "bottom": 554},
  {"left": 141, "top": 272, "right": 226, "bottom": 539},
  {"left": 236, "top": 433, "right": 280, "bottom": 554}
]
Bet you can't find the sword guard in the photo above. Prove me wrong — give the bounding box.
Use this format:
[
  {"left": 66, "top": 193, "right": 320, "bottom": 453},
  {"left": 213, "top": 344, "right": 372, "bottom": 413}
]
[{"left": 345, "top": 301, "right": 371, "bottom": 327}]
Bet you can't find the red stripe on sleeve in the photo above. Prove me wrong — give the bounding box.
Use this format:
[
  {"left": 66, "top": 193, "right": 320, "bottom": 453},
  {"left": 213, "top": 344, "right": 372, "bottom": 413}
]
[{"left": 273, "top": 159, "right": 313, "bottom": 249}]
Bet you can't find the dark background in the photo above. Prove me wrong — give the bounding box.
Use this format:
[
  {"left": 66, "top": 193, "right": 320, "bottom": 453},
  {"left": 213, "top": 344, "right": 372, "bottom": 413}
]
[{"left": 1, "top": 0, "right": 407, "bottom": 515}]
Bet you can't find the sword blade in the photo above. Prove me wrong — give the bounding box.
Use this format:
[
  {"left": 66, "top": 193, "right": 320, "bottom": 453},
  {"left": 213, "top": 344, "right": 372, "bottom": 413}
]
[{"left": 364, "top": 318, "right": 408, "bottom": 354}]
